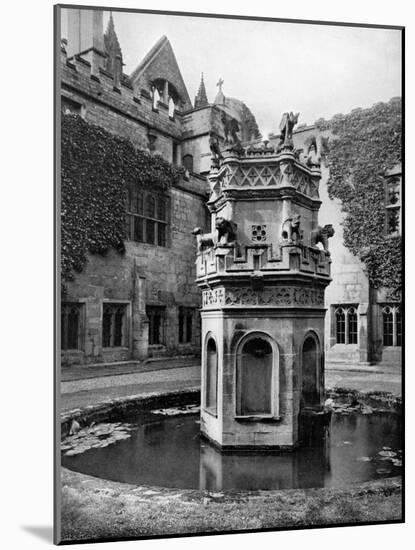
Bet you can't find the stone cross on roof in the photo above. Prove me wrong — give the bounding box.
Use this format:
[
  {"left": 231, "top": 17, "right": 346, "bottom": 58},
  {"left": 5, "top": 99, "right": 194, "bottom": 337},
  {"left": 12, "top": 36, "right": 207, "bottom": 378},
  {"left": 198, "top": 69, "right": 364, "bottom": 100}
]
[{"left": 214, "top": 78, "right": 225, "bottom": 105}]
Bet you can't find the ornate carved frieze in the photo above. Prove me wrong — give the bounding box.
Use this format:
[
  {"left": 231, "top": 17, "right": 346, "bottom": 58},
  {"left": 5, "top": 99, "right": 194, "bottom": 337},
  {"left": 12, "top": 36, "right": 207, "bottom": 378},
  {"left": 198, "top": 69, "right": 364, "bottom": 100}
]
[
  {"left": 202, "top": 286, "right": 325, "bottom": 308},
  {"left": 218, "top": 161, "right": 319, "bottom": 199}
]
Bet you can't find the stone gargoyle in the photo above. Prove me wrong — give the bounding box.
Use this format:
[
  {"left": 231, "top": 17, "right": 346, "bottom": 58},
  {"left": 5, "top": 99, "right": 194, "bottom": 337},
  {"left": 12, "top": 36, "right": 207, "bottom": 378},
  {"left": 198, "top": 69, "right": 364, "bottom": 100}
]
[
  {"left": 192, "top": 216, "right": 238, "bottom": 252},
  {"left": 311, "top": 224, "right": 335, "bottom": 253},
  {"left": 281, "top": 214, "right": 302, "bottom": 244}
]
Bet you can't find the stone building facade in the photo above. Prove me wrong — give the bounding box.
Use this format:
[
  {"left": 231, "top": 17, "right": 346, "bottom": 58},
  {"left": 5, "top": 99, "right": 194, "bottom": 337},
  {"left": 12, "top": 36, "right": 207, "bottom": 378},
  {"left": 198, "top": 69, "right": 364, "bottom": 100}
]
[
  {"left": 59, "top": 8, "right": 401, "bottom": 368},
  {"left": 283, "top": 123, "right": 401, "bottom": 367}
]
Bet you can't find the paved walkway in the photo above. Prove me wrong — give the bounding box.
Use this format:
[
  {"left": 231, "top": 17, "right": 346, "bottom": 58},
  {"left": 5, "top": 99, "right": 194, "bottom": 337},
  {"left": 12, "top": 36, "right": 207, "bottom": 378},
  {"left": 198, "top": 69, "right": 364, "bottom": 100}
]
[{"left": 60, "top": 358, "right": 401, "bottom": 412}]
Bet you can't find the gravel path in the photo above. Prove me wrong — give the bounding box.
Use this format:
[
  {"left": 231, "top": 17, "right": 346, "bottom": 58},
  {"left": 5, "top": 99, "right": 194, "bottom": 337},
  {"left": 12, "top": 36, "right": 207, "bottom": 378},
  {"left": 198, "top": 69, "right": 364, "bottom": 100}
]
[
  {"left": 60, "top": 361, "right": 401, "bottom": 412},
  {"left": 60, "top": 366, "right": 201, "bottom": 411}
]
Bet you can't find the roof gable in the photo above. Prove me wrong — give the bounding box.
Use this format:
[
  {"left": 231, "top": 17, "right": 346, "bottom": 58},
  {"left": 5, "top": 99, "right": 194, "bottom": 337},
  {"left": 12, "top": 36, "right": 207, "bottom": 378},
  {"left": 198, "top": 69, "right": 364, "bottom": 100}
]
[{"left": 130, "top": 36, "right": 192, "bottom": 111}]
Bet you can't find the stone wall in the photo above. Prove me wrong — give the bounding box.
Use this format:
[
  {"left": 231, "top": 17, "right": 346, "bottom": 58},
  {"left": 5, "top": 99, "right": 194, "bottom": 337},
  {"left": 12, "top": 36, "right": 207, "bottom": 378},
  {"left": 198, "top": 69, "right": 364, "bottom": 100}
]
[
  {"left": 61, "top": 50, "right": 182, "bottom": 160},
  {"left": 62, "top": 185, "right": 208, "bottom": 365},
  {"left": 278, "top": 127, "right": 373, "bottom": 365}
]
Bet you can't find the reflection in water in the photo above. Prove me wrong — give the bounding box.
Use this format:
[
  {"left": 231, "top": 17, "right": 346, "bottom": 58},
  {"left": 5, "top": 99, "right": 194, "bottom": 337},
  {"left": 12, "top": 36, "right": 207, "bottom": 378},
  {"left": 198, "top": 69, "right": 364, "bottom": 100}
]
[
  {"left": 200, "top": 439, "right": 331, "bottom": 491},
  {"left": 62, "top": 412, "right": 401, "bottom": 491}
]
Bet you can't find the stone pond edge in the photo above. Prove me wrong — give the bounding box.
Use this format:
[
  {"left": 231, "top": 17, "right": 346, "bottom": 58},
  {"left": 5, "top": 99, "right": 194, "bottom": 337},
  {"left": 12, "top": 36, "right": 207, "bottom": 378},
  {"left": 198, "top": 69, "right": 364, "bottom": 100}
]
[{"left": 60, "top": 385, "right": 402, "bottom": 506}]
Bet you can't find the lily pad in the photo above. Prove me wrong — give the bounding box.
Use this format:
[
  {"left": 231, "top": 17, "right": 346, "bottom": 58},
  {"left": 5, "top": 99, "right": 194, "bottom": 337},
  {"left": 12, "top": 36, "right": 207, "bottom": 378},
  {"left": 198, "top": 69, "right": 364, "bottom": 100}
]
[{"left": 378, "top": 450, "right": 396, "bottom": 458}]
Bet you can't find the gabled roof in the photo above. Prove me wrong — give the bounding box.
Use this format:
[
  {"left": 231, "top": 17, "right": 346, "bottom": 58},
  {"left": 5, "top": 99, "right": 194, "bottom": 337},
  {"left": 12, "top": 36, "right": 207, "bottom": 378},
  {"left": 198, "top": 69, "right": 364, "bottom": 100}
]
[{"left": 130, "top": 36, "right": 192, "bottom": 110}]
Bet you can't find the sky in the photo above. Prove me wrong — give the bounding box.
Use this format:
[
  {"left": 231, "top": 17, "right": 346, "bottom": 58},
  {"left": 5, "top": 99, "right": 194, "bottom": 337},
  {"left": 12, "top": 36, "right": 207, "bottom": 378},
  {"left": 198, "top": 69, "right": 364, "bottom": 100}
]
[{"left": 62, "top": 9, "right": 402, "bottom": 137}]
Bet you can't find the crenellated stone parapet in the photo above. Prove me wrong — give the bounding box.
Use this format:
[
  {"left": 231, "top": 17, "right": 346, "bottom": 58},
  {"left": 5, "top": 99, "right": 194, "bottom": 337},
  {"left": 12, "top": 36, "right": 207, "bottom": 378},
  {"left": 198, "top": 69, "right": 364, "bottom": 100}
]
[{"left": 195, "top": 242, "right": 331, "bottom": 281}]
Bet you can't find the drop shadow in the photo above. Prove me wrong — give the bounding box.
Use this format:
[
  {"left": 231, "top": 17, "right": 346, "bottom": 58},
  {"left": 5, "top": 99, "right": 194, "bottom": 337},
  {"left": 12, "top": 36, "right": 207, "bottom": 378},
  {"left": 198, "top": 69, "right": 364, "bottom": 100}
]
[{"left": 21, "top": 525, "right": 53, "bottom": 543}]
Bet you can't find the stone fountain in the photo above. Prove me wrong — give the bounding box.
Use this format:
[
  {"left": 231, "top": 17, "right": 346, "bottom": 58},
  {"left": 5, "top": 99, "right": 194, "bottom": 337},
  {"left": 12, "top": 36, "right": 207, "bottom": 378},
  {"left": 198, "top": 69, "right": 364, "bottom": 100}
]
[{"left": 194, "top": 112, "right": 333, "bottom": 450}]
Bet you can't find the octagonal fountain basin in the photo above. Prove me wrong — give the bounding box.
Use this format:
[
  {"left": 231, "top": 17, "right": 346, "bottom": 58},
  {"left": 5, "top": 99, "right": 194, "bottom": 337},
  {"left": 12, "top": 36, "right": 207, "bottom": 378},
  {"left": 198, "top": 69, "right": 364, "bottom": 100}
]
[{"left": 61, "top": 405, "right": 402, "bottom": 492}]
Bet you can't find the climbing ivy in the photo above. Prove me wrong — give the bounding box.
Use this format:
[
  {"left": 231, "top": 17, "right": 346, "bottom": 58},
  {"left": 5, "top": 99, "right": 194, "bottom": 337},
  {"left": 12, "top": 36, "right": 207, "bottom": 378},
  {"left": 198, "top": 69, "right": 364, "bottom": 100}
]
[
  {"left": 315, "top": 98, "right": 402, "bottom": 299},
  {"left": 61, "top": 114, "right": 184, "bottom": 289}
]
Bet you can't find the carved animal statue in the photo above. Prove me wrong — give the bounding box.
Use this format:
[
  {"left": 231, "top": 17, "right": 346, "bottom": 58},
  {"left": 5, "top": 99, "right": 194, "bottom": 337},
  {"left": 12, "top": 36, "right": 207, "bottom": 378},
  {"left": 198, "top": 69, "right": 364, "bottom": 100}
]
[
  {"left": 209, "top": 135, "right": 223, "bottom": 165},
  {"left": 311, "top": 224, "right": 335, "bottom": 253},
  {"left": 279, "top": 111, "right": 300, "bottom": 146},
  {"left": 192, "top": 216, "right": 238, "bottom": 252},
  {"left": 215, "top": 216, "right": 238, "bottom": 244},
  {"left": 281, "top": 214, "right": 302, "bottom": 243},
  {"left": 221, "top": 112, "right": 242, "bottom": 147}
]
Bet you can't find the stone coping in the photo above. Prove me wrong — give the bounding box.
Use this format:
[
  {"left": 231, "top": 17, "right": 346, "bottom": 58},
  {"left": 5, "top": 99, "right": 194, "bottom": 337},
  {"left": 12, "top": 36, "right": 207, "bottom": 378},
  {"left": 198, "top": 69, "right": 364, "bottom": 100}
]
[{"left": 62, "top": 465, "right": 401, "bottom": 505}]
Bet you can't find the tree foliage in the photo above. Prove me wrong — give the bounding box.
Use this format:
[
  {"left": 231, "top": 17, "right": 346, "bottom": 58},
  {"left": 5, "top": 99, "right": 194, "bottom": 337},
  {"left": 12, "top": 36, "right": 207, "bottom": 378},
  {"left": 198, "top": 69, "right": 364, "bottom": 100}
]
[
  {"left": 316, "top": 99, "right": 402, "bottom": 299},
  {"left": 61, "top": 114, "right": 184, "bottom": 288}
]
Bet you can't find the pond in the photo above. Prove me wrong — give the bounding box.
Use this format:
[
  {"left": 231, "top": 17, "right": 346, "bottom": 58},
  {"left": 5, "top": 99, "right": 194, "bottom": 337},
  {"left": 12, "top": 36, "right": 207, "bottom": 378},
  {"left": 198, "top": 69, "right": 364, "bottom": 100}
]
[{"left": 61, "top": 410, "right": 402, "bottom": 491}]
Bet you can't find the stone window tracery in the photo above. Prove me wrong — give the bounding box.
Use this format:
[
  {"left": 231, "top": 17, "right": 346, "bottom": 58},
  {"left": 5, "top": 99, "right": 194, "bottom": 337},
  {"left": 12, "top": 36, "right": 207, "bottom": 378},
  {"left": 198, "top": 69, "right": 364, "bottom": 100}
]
[
  {"left": 147, "top": 306, "right": 166, "bottom": 345},
  {"left": 61, "top": 302, "right": 84, "bottom": 350},
  {"left": 178, "top": 307, "right": 194, "bottom": 344},
  {"left": 126, "top": 189, "right": 169, "bottom": 247},
  {"left": 102, "top": 303, "right": 128, "bottom": 348},
  {"left": 382, "top": 304, "right": 401, "bottom": 347},
  {"left": 334, "top": 305, "right": 358, "bottom": 344}
]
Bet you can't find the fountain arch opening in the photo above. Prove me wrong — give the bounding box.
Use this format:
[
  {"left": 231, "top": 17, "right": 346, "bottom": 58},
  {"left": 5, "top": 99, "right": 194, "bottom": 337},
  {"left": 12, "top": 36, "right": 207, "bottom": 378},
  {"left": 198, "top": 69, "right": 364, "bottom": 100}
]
[
  {"left": 301, "top": 333, "right": 321, "bottom": 408},
  {"left": 236, "top": 333, "right": 278, "bottom": 417},
  {"left": 204, "top": 334, "right": 218, "bottom": 415}
]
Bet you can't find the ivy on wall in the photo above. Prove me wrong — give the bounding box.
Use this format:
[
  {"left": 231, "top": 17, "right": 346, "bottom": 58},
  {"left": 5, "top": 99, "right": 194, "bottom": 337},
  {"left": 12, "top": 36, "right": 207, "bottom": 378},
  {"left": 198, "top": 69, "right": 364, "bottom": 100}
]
[
  {"left": 316, "top": 98, "right": 402, "bottom": 299},
  {"left": 61, "top": 114, "right": 184, "bottom": 288}
]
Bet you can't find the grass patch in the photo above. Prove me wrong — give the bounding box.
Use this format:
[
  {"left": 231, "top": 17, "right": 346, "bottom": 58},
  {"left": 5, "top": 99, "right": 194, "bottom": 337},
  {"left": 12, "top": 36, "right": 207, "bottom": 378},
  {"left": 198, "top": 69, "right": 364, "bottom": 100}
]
[{"left": 60, "top": 476, "right": 402, "bottom": 542}]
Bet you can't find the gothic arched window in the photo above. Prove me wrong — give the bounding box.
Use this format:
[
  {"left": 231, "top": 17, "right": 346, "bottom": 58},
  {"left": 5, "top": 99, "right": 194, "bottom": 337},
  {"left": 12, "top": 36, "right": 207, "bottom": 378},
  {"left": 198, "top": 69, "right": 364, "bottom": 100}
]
[
  {"left": 382, "top": 304, "right": 401, "bottom": 347},
  {"left": 61, "top": 303, "right": 84, "bottom": 350},
  {"left": 348, "top": 307, "right": 358, "bottom": 344},
  {"left": 334, "top": 305, "right": 359, "bottom": 344},
  {"left": 102, "top": 303, "right": 128, "bottom": 348},
  {"left": 335, "top": 307, "right": 346, "bottom": 344}
]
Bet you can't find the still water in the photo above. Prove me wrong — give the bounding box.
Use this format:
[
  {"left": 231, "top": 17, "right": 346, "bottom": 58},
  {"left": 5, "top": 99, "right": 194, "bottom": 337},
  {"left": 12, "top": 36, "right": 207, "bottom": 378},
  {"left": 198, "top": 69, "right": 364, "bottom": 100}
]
[{"left": 62, "top": 412, "right": 402, "bottom": 491}]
